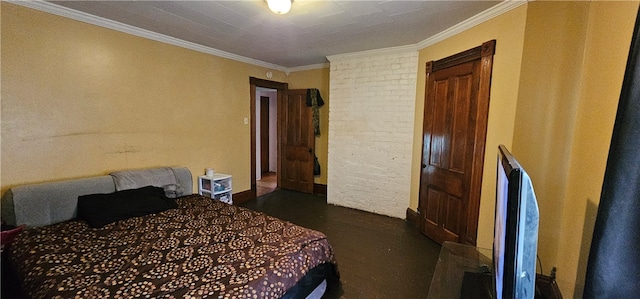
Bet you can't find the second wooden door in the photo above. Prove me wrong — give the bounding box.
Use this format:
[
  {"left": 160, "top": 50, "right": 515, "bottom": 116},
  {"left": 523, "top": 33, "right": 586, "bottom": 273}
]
[
  {"left": 280, "top": 89, "right": 314, "bottom": 194},
  {"left": 419, "top": 40, "right": 495, "bottom": 245}
]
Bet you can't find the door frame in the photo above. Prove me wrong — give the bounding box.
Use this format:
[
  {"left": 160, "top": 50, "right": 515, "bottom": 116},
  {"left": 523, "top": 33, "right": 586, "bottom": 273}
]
[
  {"left": 419, "top": 40, "right": 495, "bottom": 245},
  {"left": 250, "top": 77, "right": 288, "bottom": 199}
]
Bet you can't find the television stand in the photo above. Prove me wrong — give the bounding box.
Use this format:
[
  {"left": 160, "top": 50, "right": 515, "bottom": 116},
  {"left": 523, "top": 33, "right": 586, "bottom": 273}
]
[{"left": 427, "top": 242, "right": 562, "bottom": 299}]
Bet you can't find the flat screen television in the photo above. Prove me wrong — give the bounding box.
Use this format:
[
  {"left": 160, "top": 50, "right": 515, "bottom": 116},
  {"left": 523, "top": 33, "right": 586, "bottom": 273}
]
[{"left": 494, "top": 145, "right": 540, "bottom": 299}]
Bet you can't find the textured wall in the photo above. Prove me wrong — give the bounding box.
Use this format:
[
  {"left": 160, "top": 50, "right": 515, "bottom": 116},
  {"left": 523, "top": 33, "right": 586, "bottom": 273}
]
[
  {"left": 552, "top": 2, "right": 637, "bottom": 297},
  {"left": 327, "top": 50, "right": 418, "bottom": 218},
  {"left": 0, "top": 3, "right": 288, "bottom": 194}
]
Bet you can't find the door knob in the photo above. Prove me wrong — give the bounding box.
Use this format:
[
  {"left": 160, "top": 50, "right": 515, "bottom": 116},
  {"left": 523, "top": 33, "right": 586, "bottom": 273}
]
[
  {"left": 422, "top": 163, "right": 427, "bottom": 169},
  {"left": 308, "top": 148, "right": 313, "bottom": 153}
]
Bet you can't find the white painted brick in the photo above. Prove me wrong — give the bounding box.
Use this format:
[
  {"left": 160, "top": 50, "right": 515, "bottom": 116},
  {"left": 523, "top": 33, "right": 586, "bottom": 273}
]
[{"left": 328, "top": 50, "right": 418, "bottom": 219}]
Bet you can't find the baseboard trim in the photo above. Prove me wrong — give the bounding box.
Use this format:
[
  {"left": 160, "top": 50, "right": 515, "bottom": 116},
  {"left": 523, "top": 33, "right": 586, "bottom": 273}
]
[
  {"left": 314, "top": 183, "right": 327, "bottom": 195},
  {"left": 406, "top": 208, "right": 419, "bottom": 228},
  {"left": 233, "top": 189, "right": 255, "bottom": 205}
]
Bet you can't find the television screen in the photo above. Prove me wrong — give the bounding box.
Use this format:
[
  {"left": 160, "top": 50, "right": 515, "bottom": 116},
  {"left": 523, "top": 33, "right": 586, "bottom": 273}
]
[{"left": 494, "top": 145, "right": 540, "bottom": 299}]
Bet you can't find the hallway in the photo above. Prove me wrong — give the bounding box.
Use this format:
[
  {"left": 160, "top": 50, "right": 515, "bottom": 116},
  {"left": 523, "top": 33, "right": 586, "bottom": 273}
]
[{"left": 257, "top": 172, "right": 277, "bottom": 197}]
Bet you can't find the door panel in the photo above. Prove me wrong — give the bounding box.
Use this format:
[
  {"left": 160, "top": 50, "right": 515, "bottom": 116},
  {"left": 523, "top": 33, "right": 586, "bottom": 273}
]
[
  {"left": 419, "top": 41, "right": 495, "bottom": 245},
  {"left": 425, "top": 188, "right": 442, "bottom": 226},
  {"left": 444, "top": 195, "right": 462, "bottom": 234},
  {"left": 280, "top": 89, "right": 314, "bottom": 194},
  {"left": 450, "top": 75, "right": 472, "bottom": 173}
]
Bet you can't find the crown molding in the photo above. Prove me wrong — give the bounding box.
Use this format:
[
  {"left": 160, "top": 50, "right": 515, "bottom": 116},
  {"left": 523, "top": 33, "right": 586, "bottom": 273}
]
[
  {"left": 9, "top": 0, "right": 290, "bottom": 72},
  {"left": 326, "top": 1, "right": 526, "bottom": 62},
  {"left": 10, "top": 0, "right": 526, "bottom": 72},
  {"left": 327, "top": 44, "right": 419, "bottom": 62},
  {"left": 288, "top": 63, "right": 330, "bottom": 73},
  {"left": 416, "top": 0, "right": 528, "bottom": 50}
]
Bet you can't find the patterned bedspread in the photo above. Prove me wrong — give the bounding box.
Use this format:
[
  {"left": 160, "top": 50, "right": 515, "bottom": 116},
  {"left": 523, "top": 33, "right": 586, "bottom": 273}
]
[{"left": 8, "top": 195, "right": 337, "bottom": 299}]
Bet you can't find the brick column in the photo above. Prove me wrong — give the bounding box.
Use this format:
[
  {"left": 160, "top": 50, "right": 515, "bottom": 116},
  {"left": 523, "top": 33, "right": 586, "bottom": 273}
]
[{"left": 327, "top": 49, "right": 418, "bottom": 218}]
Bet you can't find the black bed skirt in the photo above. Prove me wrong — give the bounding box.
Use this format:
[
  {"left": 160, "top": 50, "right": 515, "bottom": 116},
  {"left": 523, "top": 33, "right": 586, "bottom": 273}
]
[{"left": 281, "top": 262, "right": 341, "bottom": 299}]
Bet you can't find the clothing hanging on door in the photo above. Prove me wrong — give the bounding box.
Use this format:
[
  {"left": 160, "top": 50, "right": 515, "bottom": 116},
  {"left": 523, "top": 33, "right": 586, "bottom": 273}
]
[{"left": 306, "top": 88, "right": 325, "bottom": 136}]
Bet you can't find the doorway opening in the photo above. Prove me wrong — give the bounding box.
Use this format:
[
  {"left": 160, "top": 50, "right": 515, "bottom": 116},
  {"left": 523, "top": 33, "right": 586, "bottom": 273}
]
[
  {"left": 256, "top": 88, "right": 278, "bottom": 197},
  {"left": 249, "top": 77, "right": 288, "bottom": 199}
]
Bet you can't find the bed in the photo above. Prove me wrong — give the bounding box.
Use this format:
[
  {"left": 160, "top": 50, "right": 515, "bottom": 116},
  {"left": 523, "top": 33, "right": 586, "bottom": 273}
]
[{"left": 1, "top": 167, "right": 339, "bottom": 299}]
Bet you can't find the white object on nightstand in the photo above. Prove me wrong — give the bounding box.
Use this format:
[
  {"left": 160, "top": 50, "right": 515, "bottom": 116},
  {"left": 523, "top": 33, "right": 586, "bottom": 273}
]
[{"left": 198, "top": 174, "right": 232, "bottom": 204}]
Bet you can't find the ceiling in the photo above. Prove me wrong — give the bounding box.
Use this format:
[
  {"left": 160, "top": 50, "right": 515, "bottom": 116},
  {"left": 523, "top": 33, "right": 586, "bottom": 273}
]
[{"left": 47, "top": 1, "right": 503, "bottom": 68}]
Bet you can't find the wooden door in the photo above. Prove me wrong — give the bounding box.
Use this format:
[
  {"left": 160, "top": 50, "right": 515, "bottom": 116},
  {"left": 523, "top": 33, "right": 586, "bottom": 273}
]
[
  {"left": 280, "top": 89, "right": 314, "bottom": 193},
  {"left": 419, "top": 40, "right": 495, "bottom": 245},
  {"left": 260, "top": 96, "right": 270, "bottom": 173}
]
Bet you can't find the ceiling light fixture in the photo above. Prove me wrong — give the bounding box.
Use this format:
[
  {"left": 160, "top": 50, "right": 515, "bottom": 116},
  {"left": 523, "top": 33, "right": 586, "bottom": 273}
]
[{"left": 266, "top": 0, "right": 292, "bottom": 15}]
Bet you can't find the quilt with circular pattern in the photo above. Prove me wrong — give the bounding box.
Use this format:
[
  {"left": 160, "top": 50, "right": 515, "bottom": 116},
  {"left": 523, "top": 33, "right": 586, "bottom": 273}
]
[{"left": 8, "top": 194, "right": 337, "bottom": 299}]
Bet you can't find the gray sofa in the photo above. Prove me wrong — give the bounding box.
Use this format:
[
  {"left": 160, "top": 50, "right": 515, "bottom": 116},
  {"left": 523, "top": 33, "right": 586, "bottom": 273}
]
[{"left": 1, "top": 166, "right": 192, "bottom": 227}]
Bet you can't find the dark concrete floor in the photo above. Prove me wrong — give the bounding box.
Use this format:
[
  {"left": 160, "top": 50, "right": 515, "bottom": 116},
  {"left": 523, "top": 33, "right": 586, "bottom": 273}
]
[{"left": 239, "top": 189, "right": 442, "bottom": 299}]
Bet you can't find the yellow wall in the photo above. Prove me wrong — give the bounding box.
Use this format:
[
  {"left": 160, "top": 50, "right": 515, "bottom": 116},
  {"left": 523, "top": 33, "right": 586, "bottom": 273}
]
[
  {"left": 512, "top": 2, "right": 637, "bottom": 297},
  {"left": 0, "top": 3, "right": 291, "bottom": 194},
  {"left": 556, "top": 2, "right": 638, "bottom": 297},
  {"left": 411, "top": 2, "right": 637, "bottom": 297},
  {"left": 512, "top": 0, "right": 590, "bottom": 279},
  {"left": 287, "top": 68, "right": 330, "bottom": 185},
  {"left": 410, "top": 4, "right": 528, "bottom": 249}
]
